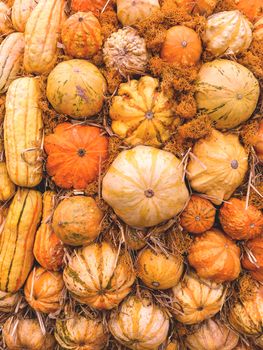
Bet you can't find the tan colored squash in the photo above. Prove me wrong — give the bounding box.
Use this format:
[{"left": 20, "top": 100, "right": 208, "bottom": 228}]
[
  {"left": 0, "top": 162, "right": 15, "bottom": 201},
  {"left": 0, "top": 290, "right": 20, "bottom": 312},
  {"left": 117, "top": 0, "right": 160, "bottom": 26},
  {"left": 11, "top": 0, "right": 38, "bottom": 32},
  {"left": 0, "top": 2, "right": 13, "bottom": 35}
]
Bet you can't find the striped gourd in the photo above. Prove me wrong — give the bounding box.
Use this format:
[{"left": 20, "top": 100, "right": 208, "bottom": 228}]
[
  {"left": 4, "top": 77, "right": 43, "bottom": 187},
  {"left": 0, "top": 32, "right": 24, "bottom": 93},
  {"left": 0, "top": 189, "right": 42, "bottom": 293},
  {"left": 0, "top": 2, "right": 13, "bottom": 35},
  {"left": 11, "top": 0, "right": 38, "bottom": 32},
  {"left": 24, "top": 0, "right": 66, "bottom": 74},
  {"left": 0, "top": 290, "right": 20, "bottom": 312},
  {"left": 0, "top": 162, "right": 15, "bottom": 201},
  {"left": 34, "top": 191, "right": 64, "bottom": 271}
]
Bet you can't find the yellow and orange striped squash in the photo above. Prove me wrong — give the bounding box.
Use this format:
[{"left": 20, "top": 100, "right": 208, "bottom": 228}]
[
  {"left": 4, "top": 77, "right": 43, "bottom": 187},
  {"left": 0, "top": 2, "right": 13, "bottom": 36},
  {"left": 0, "top": 162, "right": 15, "bottom": 202},
  {"left": 0, "top": 189, "right": 42, "bottom": 293},
  {"left": 11, "top": 0, "right": 38, "bottom": 32}
]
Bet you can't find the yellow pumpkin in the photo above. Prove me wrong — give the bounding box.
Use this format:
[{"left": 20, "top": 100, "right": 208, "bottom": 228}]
[
  {"left": 0, "top": 290, "right": 20, "bottom": 312},
  {"left": 187, "top": 130, "right": 248, "bottom": 205},
  {"left": 0, "top": 162, "right": 15, "bottom": 201},
  {"left": 102, "top": 145, "right": 189, "bottom": 228},
  {"left": 117, "top": 0, "right": 160, "bottom": 26},
  {"left": 110, "top": 76, "right": 177, "bottom": 147}
]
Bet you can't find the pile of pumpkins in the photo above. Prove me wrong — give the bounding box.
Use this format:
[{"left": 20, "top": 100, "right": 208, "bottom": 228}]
[{"left": 0, "top": 0, "right": 262, "bottom": 349}]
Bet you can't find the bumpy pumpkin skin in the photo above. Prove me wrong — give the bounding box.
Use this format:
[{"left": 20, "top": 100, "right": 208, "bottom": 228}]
[
  {"left": 0, "top": 290, "right": 20, "bottom": 312},
  {"left": 171, "top": 271, "right": 226, "bottom": 324},
  {"left": 188, "top": 229, "right": 241, "bottom": 283},
  {"left": 175, "top": 0, "right": 218, "bottom": 15},
  {"left": 110, "top": 76, "right": 178, "bottom": 147},
  {"left": 11, "top": 0, "right": 37, "bottom": 32},
  {"left": 0, "top": 162, "right": 15, "bottom": 202},
  {"left": 219, "top": 198, "right": 263, "bottom": 240},
  {"left": 71, "top": 0, "right": 107, "bottom": 15},
  {"left": 61, "top": 12, "right": 102, "bottom": 58},
  {"left": 161, "top": 26, "right": 202, "bottom": 66},
  {"left": 242, "top": 237, "right": 263, "bottom": 272},
  {"left": 233, "top": 0, "right": 263, "bottom": 23},
  {"left": 117, "top": 0, "right": 160, "bottom": 26}
]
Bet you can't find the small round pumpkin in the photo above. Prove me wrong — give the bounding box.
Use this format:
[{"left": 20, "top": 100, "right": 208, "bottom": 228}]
[
  {"left": 242, "top": 237, "right": 263, "bottom": 273},
  {"left": 71, "top": 0, "right": 108, "bottom": 15},
  {"left": 161, "top": 26, "right": 202, "bottom": 66},
  {"left": 117, "top": 0, "right": 160, "bottom": 26},
  {"left": 233, "top": 0, "right": 263, "bottom": 23},
  {"left": 171, "top": 271, "right": 226, "bottom": 324},
  {"left": 180, "top": 195, "right": 216, "bottom": 234},
  {"left": 219, "top": 198, "right": 263, "bottom": 240},
  {"left": 109, "top": 295, "right": 169, "bottom": 350},
  {"left": 254, "top": 16, "right": 263, "bottom": 40},
  {"left": 46, "top": 59, "right": 107, "bottom": 119},
  {"left": 188, "top": 229, "right": 241, "bottom": 283},
  {"left": 0, "top": 290, "right": 20, "bottom": 312},
  {"left": 52, "top": 196, "right": 103, "bottom": 246},
  {"left": 174, "top": 0, "right": 218, "bottom": 15},
  {"left": 44, "top": 123, "right": 108, "bottom": 190}
]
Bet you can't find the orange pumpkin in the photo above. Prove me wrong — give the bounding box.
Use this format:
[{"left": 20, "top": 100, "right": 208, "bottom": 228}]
[
  {"left": 219, "top": 198, "right": 263, "bottom": 240},
  {"left": 233, "top": 0, "right": 263, "bottom": 22},
  {"left": 253, "top": 120, "right": 263, "bottom": 162},
  {"left": 71, "top": 0, "right": 108, "bottom": 15},
  {"left": 61, "top": 12, "right": 102, "bottom": 58},
  {"left": 242, "top": 237, "right": 263, "bottom": 273},
  {"left": 251, "top": 268, "right": 263, "bottom": 282},
  {"left": 44, "top": 123, "right": 108, "bottom": 190},
  {"left": 188, "top": 229, "right": 241, "bottom": 282},
  {"left": 161, "top": 25, "right": 202, "bottom": 66},
  {"left": 180, "top": 195, "right": 216, "bottom": 234},
  {"left": 175, "top": 0, "right": 218, "bottom": 15}
]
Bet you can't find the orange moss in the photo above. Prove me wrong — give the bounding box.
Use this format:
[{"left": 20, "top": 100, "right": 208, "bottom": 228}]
[
  {"left": 241, "top": 120, "right": 260, "bottom": 147},
  {"left": 214, "top": 0, "right": 236, "bottom": 12},
  {"left": 164, "top": 131, "right": 193, "bottom": 158},
  {"left": 101, "top": 68, "right": 123, "bottom": 94},
  {"left": 175, "top": 95, "right": 197, "bottom": 119},
  {"left": 178, "top": 114, "right": 213, "bottom": 140},
  {"left": 99, "top": 8, "right": 119, "bottom": 40},
  {"left": 168, "top": 226, "right": 193, "bottom": 255},
  {"left": 238, "top": 42, "right": 263, "bottom": 80}
]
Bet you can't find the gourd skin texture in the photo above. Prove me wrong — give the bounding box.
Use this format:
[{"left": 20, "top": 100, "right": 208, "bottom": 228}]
[
  {"left": 24, "top": 0, "right": 66, "bottom": 74},
  {"left": 0, "top": 189, "right": 42, "bottom": 292},
  {"left": 242, "top": 237, "right": 263, "bottom": 272},
  {"left": 234, "top": 0, "right": 263, "bottom": 23},
  {"left": 4, "top": 77, "right": 43, "bottom": 187},
  {"left": 117, "top": 0, "right": 160, "bottom": 26},
  {"left": 102, "top": 145, "right": 189, "bottom": 228},
  {"left": 0, "top": 290, "right": 20, "bottom": 312},
  {"left": 0, "top": 162, "right": 15, "bottom": 201},
  {"left": 12, "top": 0, "right": 37, "bottom": 32},
  {"left": 0, "top": 2, "right": 14, "bottom": 35},
  {"left": 254, "top": 17, "right": 263, "bottom": 40}
]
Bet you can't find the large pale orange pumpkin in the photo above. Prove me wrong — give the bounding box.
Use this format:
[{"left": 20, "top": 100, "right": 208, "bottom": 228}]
[
  {"left": 71, "top": 0, "right": 108, "bottom": 15},
  {"left": 233, "top": 0, "right": 263, "bottom": 23},
  {"left": 188, "top": 229, "right": 241, "bottom": 282},
  {"left": 242, "top": 237, "right": 263, "bottom": 273},
  {"left": 117, "top": 0, "right": 160, "bottom": 26},
  {"left": 44, "top": 123, "right": 108, "bottom": 189},
  {"left": 175, "top": 0, "right": 218, "bottom": 15},
  {"left": 161, "top": 26, "right": 202, "bottom": 66}
]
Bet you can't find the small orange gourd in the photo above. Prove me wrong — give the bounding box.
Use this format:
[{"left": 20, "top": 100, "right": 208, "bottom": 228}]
[
  {"left": 242, "top": 237, "right": 263, "bottom": 274},
  {"left": 233, "top": 0, "right": 263, "bottom": 23},
  {"left": 71, "top": 0, "right": 108, "bottom": 16}
]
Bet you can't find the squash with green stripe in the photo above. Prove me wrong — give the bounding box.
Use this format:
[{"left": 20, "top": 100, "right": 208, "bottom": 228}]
[{"left": 0, "top": 189, "right": 42, "bottom": 292}]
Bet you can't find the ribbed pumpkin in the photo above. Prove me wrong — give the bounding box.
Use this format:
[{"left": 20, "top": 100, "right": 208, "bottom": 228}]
[
  {"left": 175, "top": 0, "right": 218, "bottom": 15},
  {"left": 61, "top": 12, "right": 102, "bottom": 58},
  {"left": 219, "top": 198, "right": 263, "bottom": 240},
  {"left": 109, "top": 295, "right": 170, "bottom": 350},
  {"left": 44, "top": 123, "right": 108, "bottom": 189},
  {"left": 253, "top": 120, "right": 263, "bottom": 162},
  {"left": 33, "top": 191, "right": 64, "bottom": 271},
  {"left": 24, "top": 0, "right": 66, "bottom": 74},
  {"left": 161, "top": 26, "right": 202, "bottom": 66},
  {"left": 195, "top": 60, "right": 260, "bottom": 129},
  {"left": 0, "top": 32, "right": 24, "bottom": 93},
  {"left": 102, "top": 146, "right": 189, "bottom": 228},
  {"left": 63, "top": 242, "right": 136, "bottom": 309},
  {"left": 117, "top": 0, "right": 160, "bottom": 26},
  {"left": 180, "top": 195, "right": 216, "bottom": 234},
  {"left": 171, "top": 272, "right": 226, "bottom": 324},
  {"left": 0, "top": 162, "right": 15, "bottom": 201},
  {"left": 185, "top": 319, "right": 239, "bottom": 350},
  {"left": 71, "top": 0, "right": 107, "bottom": 15},
  {"left": 233, "top": 0, "right": 263, "bottom": 23},
  {"left": 0, "top": 2, "right": 13, "bottom": 35},
  {"left": 254, "top": 16, "right": 263, "bottom": 40},
  {"left": 0, "top": 291, "right": 20, "bottom": 312},
  {"left": 242, "top": 237, "right": 263, "bottom": 272},
  {"left": 110, "top": 76, "right": 177, "bottom": 147},
  {"left": 188, "top": 229, "right": 241, "bottom": 282},
  {"left": 136, "top": 248, "right": 184, "bottom": 290},
  {"left": 52, "top": 196, "right": 103, "bottom": 246},
  {"left": 46, "top": 60, "right": 107, "bottom": 119},
  {"left": 187, "top": 130, "right": 248, "bottom": 205},
  {"left": 11, "top": 0, "right": 38, "bottom": 32},
  {"left": 55, "top": 314, "right": 109, "bottom": 349}
]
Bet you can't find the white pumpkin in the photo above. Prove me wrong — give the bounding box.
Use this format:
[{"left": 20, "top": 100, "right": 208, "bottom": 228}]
[{"left": 102, "top": 145, "right": 189, "bottom": 228}]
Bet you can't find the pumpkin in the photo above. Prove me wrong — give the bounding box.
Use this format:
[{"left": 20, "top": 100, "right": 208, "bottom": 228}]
[
  {"left": 251, "top": 268, "right": 263, "bottom": 282},
  {"left": 180, "top": 195, "right": 216, "bottom": 234},
  {"left": 188, "top": 229, "right": 241, "bottom": 282},
  {"left": 103, "top": 27, "right": 148, "bottom": 77},
  {"left": 185, "top": 319, "right": 239, "bottom": 350},
  {"left": 63, "top": 242, "right": 136, "bottom": 309},
  {"left": 24, "top": 0, "right": 66, "bottom": 74},
  {"left": 44, "top": 123, "right": 108, "bottom": 189},
  {"left": 253, "top": 120, "right": 263, "bottom": 162},
  {"left": 117, "top": 0, "right": 160, "bottom": 26},
  {"left": 219, "top": 198, "right": 263, "bottom": 240},
  {"left": 0, "top": 162, "right": 15, "bottom": 201},
  {"left": 254, "top": 16, "right": 263, "bottom": 40},
  {"left": 109, "top": 295, "right": 169, "bottom": 350},
  {"left": 11, "top": 0, "right": 38, "bottom": 32},
  {"left": 109, "top": 76, "right": 177, "bottom": 147},
  {"left": 103, "top": 146, "right": 189, "bottom": 228},
  {"left": 71, "top": 0, "right": 108, "bottom": 15},
  {"left": 195, "top": 60, "right": 260, "bottom": 129},
  {"left": 0, "top": 290, "right": 20, "bottom": 312},
  {"left": 233, "top": 0, "right": 263, "bottom": 23},
  {"left": 33, "top": 191, "right": 64, "bottom": 271},
  {"left": 234, "top": 342, "right": 253, "bottom": 350},
  {"left": 171, "top": 271, "right": 226, "bottom": 324},
  {"left": 52, "top": 195, "right": 103, "bottom": 246},
  {"left": 174, "top": 0, "right": 218, "bottom": 15},
  {"left": 3, "top": 318, "right": 56, "bottom": 350},
  {"left": 0, "top": 32, "right": 24, "bottom": 93},
  {"left": 0, "top": 2, "right": 13, "bottom": 35},
  {"left": 161, "top": 26, "right": 202, "bottom": 66},
  {"left": 55, "top": 314, "right": 109, "bottom": 350},
  {"left": 46, "top": 59, "right": 107, "bottom": 119},
  {"left": 61, "top": 12, "right": 102, "bottom": 59},
  {"left": 136, "top": 248, "right": 184, "bottom": 289},
  {"left": 242, "top": 237, "right": 263, "bottom": 272},
  {"left": 187, "top": 130, "right": 248, "bottom": 205}
]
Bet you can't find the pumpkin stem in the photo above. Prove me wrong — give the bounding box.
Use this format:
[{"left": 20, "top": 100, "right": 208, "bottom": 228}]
[
  {"left": 77, "top": 149, "right": 86, "bottom": 157},
  {"left": 78, "top": 16, "right": 83, "bottom": 22},
  {"left": 144, "top": 189, "right": 154, "bottom": 198},
  {"left": 145, "top": 111, "right": 154, "bottom": 120},
  {"left": 231, "top": 160, "right": 239, "bottom": 169},
  {"left": 181, "top": 40, "right": 188, "bottom": 48}
]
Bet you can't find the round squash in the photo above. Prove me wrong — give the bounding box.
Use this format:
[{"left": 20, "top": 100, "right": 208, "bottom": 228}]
[
  {"left": 71, "top": 0, "right": 108, "bottom": 15},
  {"left": 109, "top": 295, "right": 169, "bottom": 350},
  {"left": 0, "top": 290, "right": 20, "bottom": 312},
  {"left": 195, "top": 59, "right": 260, "bottom": 129},
  {"left": 233, "top": 0, "right": 263, "bottom": 23},
  {"left": 0, "top": 2, "right": 14, "bottom": 35},
  {"left": 63, "top": 242, "right": 136, "bottom": 309},
  {"left": 219, "top": 198, "right": 263, "bottom": 240},
  {"left": 52, "top": 196, "right": 103, "bottom": 246},
  {"left": 117, "top": 0, "right": 160, "bottom": 26},
  {"left": 188, "top": 229, "right": 241, "bottom": 282},
  {"left": 161, "top": 26, "right": 202, "bottom": 66},
  {"left": 171, "top": 271, "right": 226, "bottom": 324},
  {"left": 44, "top": 123, "right": 108, "bottom": 189},
  {"left": 110, "top": 76, "right": 177, "bottom": 147},
  {"left": 187, "top": 130, "right": 248, "bottom": 205},
  {"left": 46, "top": 59, "right": 107, "bottom": 119},
  {"left": 242, "top": 237, "right": 263, "bottom": 272},
  {"left": 61, "top": 12, "right": 102, "bottom": 58},
  {"left": 254, "top": 16, "right": 263, "bottom": 40},
  {"left": 174, "top": 0, "right": 218, "bottom": 15}
]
